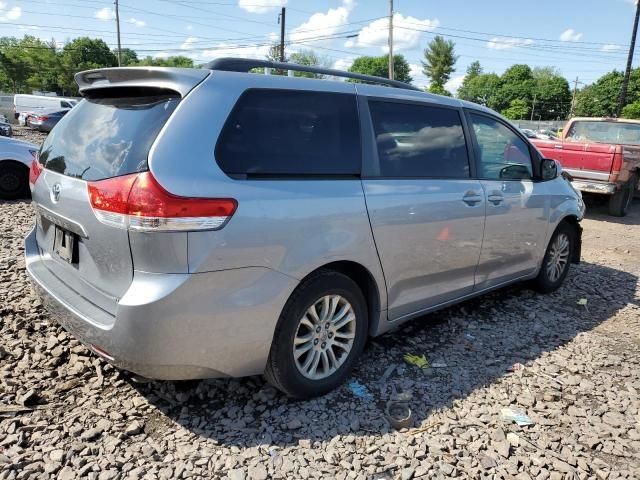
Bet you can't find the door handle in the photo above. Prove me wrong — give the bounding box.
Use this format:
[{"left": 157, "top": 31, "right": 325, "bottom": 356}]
[
  {"left": 554, "top": 144, "right": 563, "bottom": 149},
  {"left": 462, "top": 191, "right": 483, "bottom": 206},
  {"left": 487, "top": 193, "right": 504, "bottom": 205}
]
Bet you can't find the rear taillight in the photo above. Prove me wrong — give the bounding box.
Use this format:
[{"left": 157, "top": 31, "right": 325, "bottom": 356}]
[
  {"left": 28, "top": 153, "right": 42, "bottom": 189},
  {"left": 37, "top": 116, "right": 49, "bottom": 121},
  {"left": 87, "top": 172, "right": 237, "bottom": 232},
  {"left": 609, "top": 147, "right": 623, "bottom": 183}
]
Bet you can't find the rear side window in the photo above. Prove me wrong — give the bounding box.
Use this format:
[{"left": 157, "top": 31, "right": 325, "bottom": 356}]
[
  {"left": 215, "top": 89, "right": 361, "bottom": 177},
  {"left": 39, "top": 95, "right": 179, "bottom": 181},
  {"left": 368, "top": 101, "right": 470, "bottom": 178}
]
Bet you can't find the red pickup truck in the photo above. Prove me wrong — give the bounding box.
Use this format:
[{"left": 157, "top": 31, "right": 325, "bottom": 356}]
[{"left": 531, "top": 117, "right": 640, "bottom": 216}]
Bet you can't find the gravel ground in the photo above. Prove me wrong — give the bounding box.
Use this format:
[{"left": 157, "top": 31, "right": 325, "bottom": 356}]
[
  {"left": 1, "top": 182, "right": 639, "bottom": 478},
  {"left": 8, "top": 126, "right": 48, "bottom": 146}
]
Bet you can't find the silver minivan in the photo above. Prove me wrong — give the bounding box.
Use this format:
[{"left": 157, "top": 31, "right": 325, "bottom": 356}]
[{"left": 25, "top": 59, "right": 584, "bottom": 398}]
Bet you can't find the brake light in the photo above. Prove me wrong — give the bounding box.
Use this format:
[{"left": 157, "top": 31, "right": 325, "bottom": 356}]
[
  {"left": 28, "top": 153, "right": 42, "bottom": 189},
  {"left": 87, "top": 172, "right": 237, "bottom": 232},
  {"left": 609, "top": 147, "right": 623, "bottom": 183},
  {"left": 36, "top": 116, "right": 49, "bottom": 121}
]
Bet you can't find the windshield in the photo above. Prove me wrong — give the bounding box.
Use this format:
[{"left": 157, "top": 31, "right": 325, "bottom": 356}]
[{"left": 566, "top": 120, "right": 640, "bottom": 145}]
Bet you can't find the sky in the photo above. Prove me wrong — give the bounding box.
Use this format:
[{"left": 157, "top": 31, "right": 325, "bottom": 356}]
[{"left": 1, "top": 0, "right": 638, "bottom": 93}]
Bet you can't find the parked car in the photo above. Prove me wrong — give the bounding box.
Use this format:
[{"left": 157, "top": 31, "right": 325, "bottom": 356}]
[
  {"left": 0, "top": 120, "right": 11, "bottom": 137},
  {"left": 0, "top": 136, "right": 39, "bottom": 199},
  {"left": 520, "top": 128, "right": 538, "bottom": 139},
  {"left": 532, "top": 117, "right": 640, "bottom": 216},
  {"left": 537, "top": 129, "right": 559, "bottom": 140},
  {"left": 27, "top": 109, "right": 70, "bottom": 132},
  {"left": 25, "top": 60, "right": 585, "bottom": 398},
  {"left": 13, "top": 94, "right": 77, "bottom": 120}
]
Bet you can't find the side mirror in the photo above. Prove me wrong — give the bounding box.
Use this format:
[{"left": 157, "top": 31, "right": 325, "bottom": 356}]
[
  {"left": 499, "top": 164, "right": 531, "bottom": 180},
  {"left": 540, "top": 158, "right": 559, "bottom": 181}
]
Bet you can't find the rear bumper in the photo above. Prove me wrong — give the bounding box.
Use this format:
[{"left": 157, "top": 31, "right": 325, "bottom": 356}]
[
  {"left": 571, "top": 180, "right": 617, "bottom": 195},
  {"left": 25, "top": 226, "right": 297, "bottom": 380}
]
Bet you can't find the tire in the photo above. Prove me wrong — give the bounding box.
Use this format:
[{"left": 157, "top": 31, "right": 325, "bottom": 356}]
[
  {"left": 0, "top": 163, "right": 29, "bottom": 200},
  {"left": 531, "top": 222, "right": 576, "bottom": 294},
  {"left": 265, "top": 270, "right": 368, "bottom": 399},
  {"left": 608, "top": 175, "right": 637, "bottom": 217}
]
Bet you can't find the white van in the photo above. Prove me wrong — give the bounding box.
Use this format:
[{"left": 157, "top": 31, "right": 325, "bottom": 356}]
[{"left": 13, "top": 94, "right": 78, "bottom": 121}]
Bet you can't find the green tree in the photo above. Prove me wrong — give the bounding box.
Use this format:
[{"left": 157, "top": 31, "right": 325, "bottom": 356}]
[
  {"left": 573, "top": 69, "right": 640, "bottom": 117},
  {"left": 135, "top": 55, "right": 193, "bottom": 67},
  {"left": 457, "top": 72, "right": 501, "bottom": 109},
  {"left": 116, "top": 48, "right": 139, "bottom": 66},
  {"left": 501, "top": 98, "right": 530, "bottom": 120},
  {"left": 0, "top": 36, "right": 59, "bottom": 93},
  {"left": 428, "top": 83, "right": 451, "bottom": 96},
  {"left": 621, "top": 101, "right": 640, "bottom": 119},
  {"left": 289, "top": 50, "right": 331, "bottom": 78},
  {"left": 531, "top": 67, "right": 571, "bottom": 120},
  {"left": 495, "top": 64, "right": 534, "bottom": 112},
  {"left": 58, "top": 37, "right": 117, "bottom": 94},
  {"left": 421, "top": 35, "right": 458, "bottom": 90},
  {"left": 349, "top": 54, "right": 412, "bottom": 83}
]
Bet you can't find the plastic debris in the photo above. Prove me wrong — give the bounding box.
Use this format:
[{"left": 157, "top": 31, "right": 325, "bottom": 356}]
[
  {"left": 576, "top": 298, "right": 588, "bottom": 306},
  {"left": 349, "top": 381, "right": 373, "bottom": 401},
  {"left": 386, "top": 388, "right": 414, "bottom": 430},
  {"left": 500, "top": 407, "right": 535, "bottom": 427},
  {"left": 431, "top": 361, "right": 448, "bottom": 368},
  {"left": 507, "top": 362, "right": 525, "bottom": 372},
  {"left": 464, "top": 333, "right": 476, "bottom": 342},
  {"left": 403, "top": 353, "right": 430, "bottom": 369}
]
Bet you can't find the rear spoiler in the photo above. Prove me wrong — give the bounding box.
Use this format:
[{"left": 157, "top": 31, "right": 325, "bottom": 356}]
[{"left": 74, "top": 67, "right": 210, "bottom": 98}]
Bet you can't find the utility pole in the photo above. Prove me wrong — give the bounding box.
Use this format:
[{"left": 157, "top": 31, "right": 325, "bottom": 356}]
[
  {"left": 388, "top": 0, "right": 394, "bottom": 80},
  {"left": 570, "top": 76, "right": 579, "bottom": 117},
  {"left": 530, "top": 92, "right": 537, "bottom": 121},
  {"left": 279, "top": 7, "right": 286, "bottom": 63},
  {"left": 618, "top": 0, "right": 640, "bottom": 116},
  {"left": 115, "top": 0, "right": 122, "bottom": 66}
]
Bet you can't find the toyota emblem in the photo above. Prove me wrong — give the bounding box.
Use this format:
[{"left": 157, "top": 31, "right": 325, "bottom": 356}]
[{"left": 51, "top": 183, "right": 62, "bottom": 203}]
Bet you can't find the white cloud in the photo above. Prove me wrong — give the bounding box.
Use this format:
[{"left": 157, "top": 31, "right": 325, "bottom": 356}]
[
  {"left": 409, "top": 63, "right": 428, "bottom": 90},
  {"left": 345, "top": 13, "right": 439, "bottom": 52},
  {"left": 94, "top": 7, "right": 115, "bottom": 21},
  {"left": 559, "top": 28, "right": 583, "bottom": 42},
  {"left": 445, "top": 74, "right": 465, "bottom": 95},
  {"left": 238, "top": 0, "right": 286, "bottom": 14},
  {"left": 0, "top": 2, "right": 21, "bottom": 22},
  {"left": 487, "top": 37, "right": 534, "bottom": 50},
  {"left": 290, "top": 1, "right": 353, "bottom": 45},
  {"left": 333, "top": 57, "right": 353, "bottom": 72},
  {"left": 181, "top": 36, "right": 198, "bottom": 50},
  {"left": 601, "top": 43, "right": 622, "bottom": 52},
  {"left": 128, "top": 17, "right": 146, "bottom": 28},
  {"left": 158, "top": 34, "right": 276, "bottom": 62},
  {"left": 186, "top": 25, "right": 193, "bottom": 31}
]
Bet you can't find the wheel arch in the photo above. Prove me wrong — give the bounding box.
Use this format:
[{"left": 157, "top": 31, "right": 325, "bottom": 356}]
[
  {"left": 0, "top": 158, "right": 30, "bottom": 172},
  {"left": 299, "top": 260, "right": 382, "bottom": 336},
  {"left": 557, "top": 215, "right": 582, "bottom": 264}
]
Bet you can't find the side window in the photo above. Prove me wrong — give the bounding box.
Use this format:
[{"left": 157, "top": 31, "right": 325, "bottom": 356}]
[
  {"left": 61, "top": 101, "right": 71, "bottom": 108},
  {"left": 215, "top": 89, "right": 361, "bottom": 177},
  {"left": 368, "top": 101, "right": 470, "bottom": 178},
  {"left": 469, "top": 113, "right": 533, "bottom": 180}
]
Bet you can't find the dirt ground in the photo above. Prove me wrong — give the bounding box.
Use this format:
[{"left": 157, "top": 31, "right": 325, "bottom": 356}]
[{"left": 0, "top": 188, "right": 638, "bottom": 479}]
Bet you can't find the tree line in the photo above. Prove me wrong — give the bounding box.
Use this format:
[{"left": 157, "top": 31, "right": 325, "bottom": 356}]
[{"left": 2, "top": 33, "right": 639, "bottom": 119}]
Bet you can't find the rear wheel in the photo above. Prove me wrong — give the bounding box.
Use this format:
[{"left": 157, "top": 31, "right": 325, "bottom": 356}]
[
  {"left": 608, "top": 175, "right": 637, "bottom": 217},
  {"left": 265, "top": 270, "right": 368, "bottom": 399},
  {"left": 0, "top": 163, "right": 29, "bottom": 200},
  {"left": 531, "top": 222, "right": 576, "bottom": 293}
]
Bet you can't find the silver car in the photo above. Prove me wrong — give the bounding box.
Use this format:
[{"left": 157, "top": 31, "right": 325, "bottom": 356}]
[{"left": 25, "top": 60, "right": 584, "bottom": 398}]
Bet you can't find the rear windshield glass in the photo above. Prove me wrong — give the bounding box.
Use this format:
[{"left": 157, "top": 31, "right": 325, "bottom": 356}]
[
  {"left": 215, "top": 89, "right": 361, "bottom": 177},
  {"left": 39, "top": 95, "right": 179, "bottom": 181},
  {"left": 566, "top": 121, "right": 640, "bottom": 145}
]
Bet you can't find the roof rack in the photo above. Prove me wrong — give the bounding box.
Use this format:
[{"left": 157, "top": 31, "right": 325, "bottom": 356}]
[{"left": 205, "top": 57, "right": 421, "bottom": 92}]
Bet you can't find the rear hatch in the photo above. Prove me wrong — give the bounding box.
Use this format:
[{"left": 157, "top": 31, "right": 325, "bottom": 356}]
[{"left": 30, "top": 73, "right": 202, "bottom": 307}]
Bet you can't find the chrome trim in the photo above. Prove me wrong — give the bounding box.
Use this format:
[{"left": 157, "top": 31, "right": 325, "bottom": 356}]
[
  {"left": 571, "top": 180, "right": 617, "bottom": 194},
  {"left": 563, "top": 168, "right": 610, "bottom": 182},
  {"left": 35, "top": 203, "right": 89, "bottom": 238}
]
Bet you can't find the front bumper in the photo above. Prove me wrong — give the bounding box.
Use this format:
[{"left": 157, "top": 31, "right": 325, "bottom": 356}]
[
  {"left": 571, "top": 180, "right": 617, "bottom": 195},
  {"left": 24, "top": 226, "right": 297, "bottom": 380}
]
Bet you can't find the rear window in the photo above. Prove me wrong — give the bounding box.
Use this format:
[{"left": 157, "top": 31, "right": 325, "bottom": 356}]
[
  {"left": 39, "top": 95, "right": 179, "bottom": 181},
  {"left": 215, "top": 89, "right": 361, "bottom": 177}
]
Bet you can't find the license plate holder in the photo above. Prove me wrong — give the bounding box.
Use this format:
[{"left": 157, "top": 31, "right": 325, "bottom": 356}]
[{"left": 53, "top": 225, "right": 77, "bottom": 264}]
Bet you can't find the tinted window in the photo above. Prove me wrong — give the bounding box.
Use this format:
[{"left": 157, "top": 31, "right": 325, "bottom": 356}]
[
  {"left": 215, "top": 89, "right": 361, "bottom": 176},
  {"left": 566, "top": 120, "right": 640, "bottom": 145},
  {"left": 368, "top": 101, "right": 469, "bottom": 178},
  {"left": 469, "top": 113, "right": 532, "bottom": 180},
  {"left": 39, "top": 95, "right": 179, "bottom": 181}
]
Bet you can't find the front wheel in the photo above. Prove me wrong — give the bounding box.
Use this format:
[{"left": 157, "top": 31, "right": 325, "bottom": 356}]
[
  {"left": 265, "top": 270, "right": 368, "bottom": 399},
  {"left": 0, "top": 163, "right": 29, "bottom": 200},
  {"left": 532, "top": 222, "right": 576, "bottom": 293}
]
